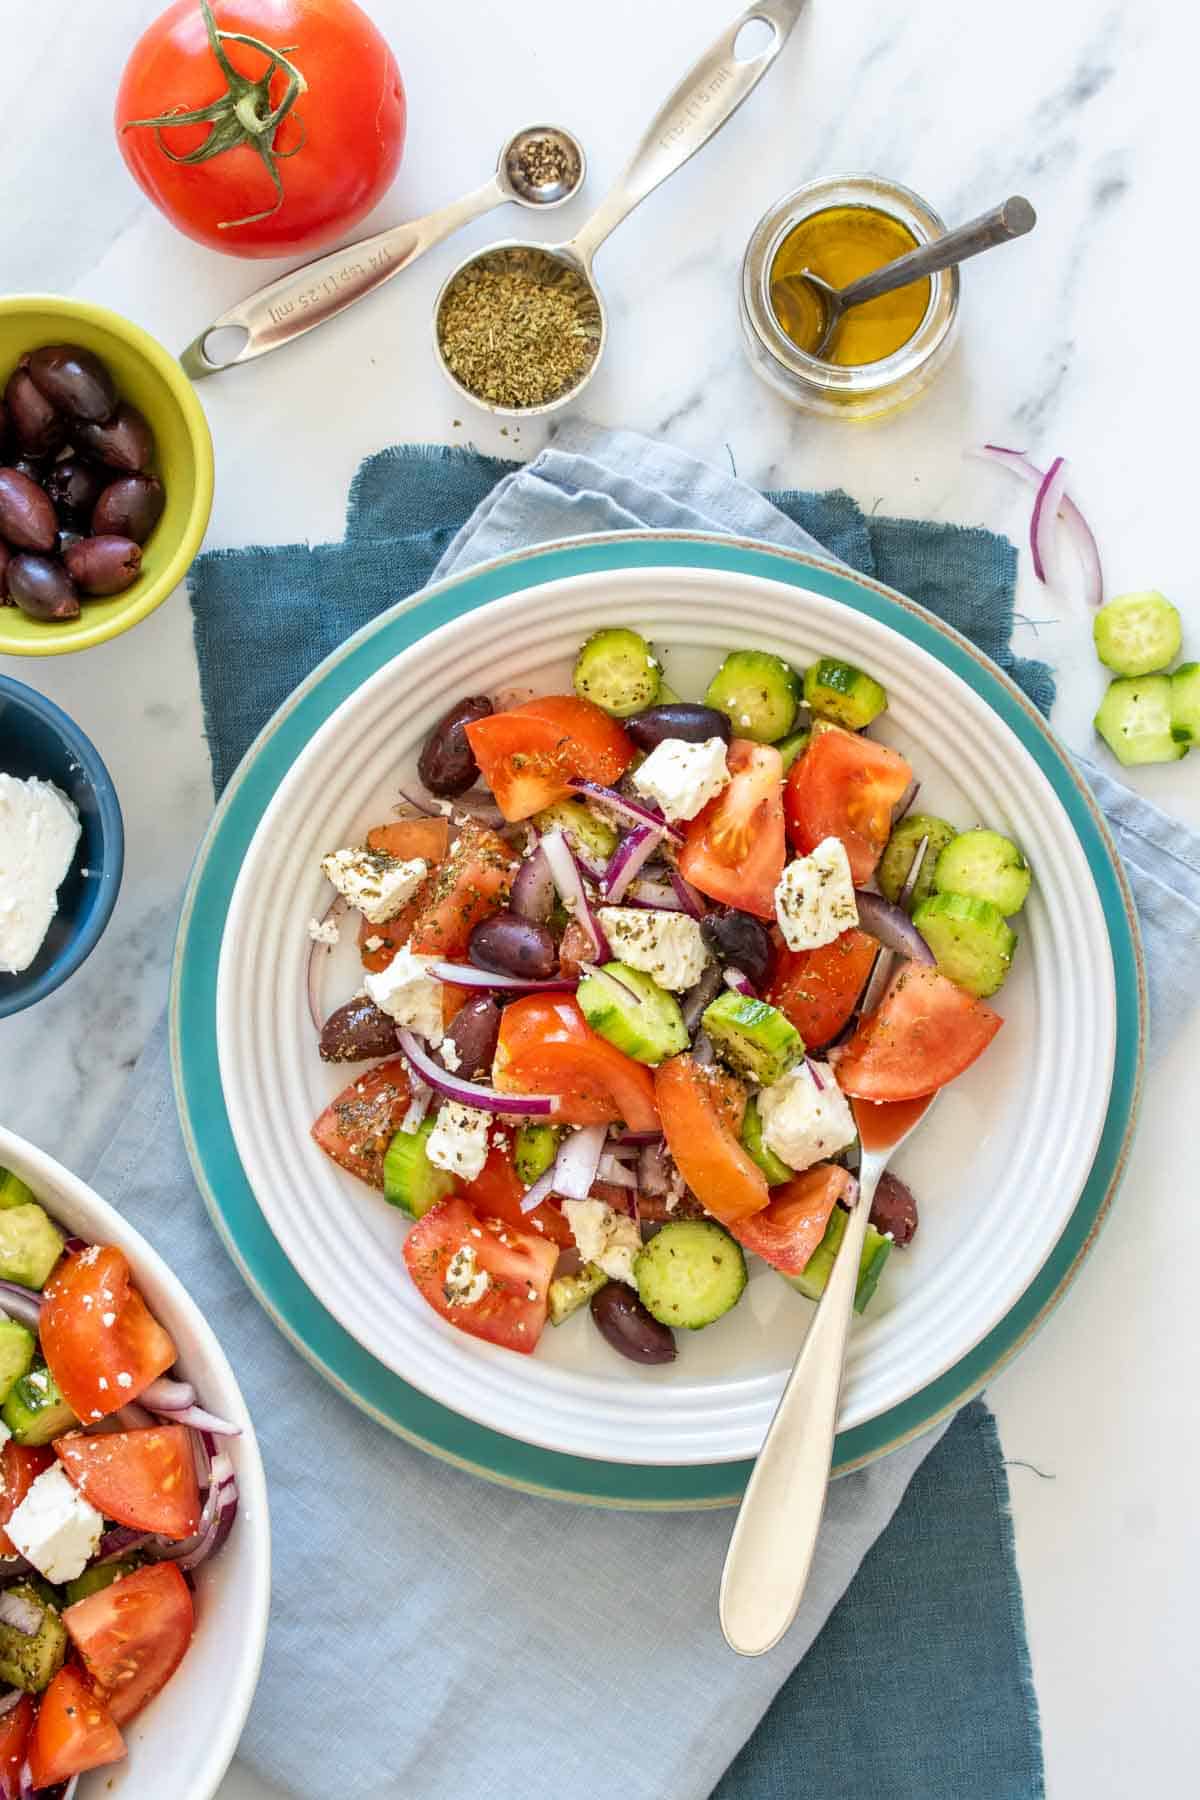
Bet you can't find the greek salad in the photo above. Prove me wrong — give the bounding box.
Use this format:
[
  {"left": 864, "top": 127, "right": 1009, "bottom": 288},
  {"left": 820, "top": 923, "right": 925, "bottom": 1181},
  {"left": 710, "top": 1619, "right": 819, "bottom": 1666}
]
[
  {"left": 308, "top": 629, "right": 1031, "bottom": 1368},
  {"left": 0, "top": 1165, "right": 239, "bottom": 1797}
]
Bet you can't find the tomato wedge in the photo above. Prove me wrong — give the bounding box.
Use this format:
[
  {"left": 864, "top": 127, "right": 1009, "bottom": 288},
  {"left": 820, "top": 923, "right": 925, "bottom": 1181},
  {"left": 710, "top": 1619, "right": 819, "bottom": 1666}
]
[
  {"left": 26, "top": 1666, "right": 125, "bottom": 1789},
  {"left": 464, "top": 696, "right": 633, "bottom": 821},
  {"left": 730, "top": 1164, "right": 856, "bottom": 1275},
  {"left": 0, "top": 1442, "right": 53, "bottom": 1559},
  {"left": 460, "top": 1142, "right": 573, "bottom": 1249},
  {"left": 407, "top": 820, "right": 518, "bottom": 958},
  {"left": 353, "top": 819, "right": 451, "bottom": 970},
  {"left": 311, "top": 1057, "right": 413, "bottom": 1189},
  {"left": 365, "top": 817, "right": 450, "bottom": 862},
  {"left": 64, "top": 1563, "right": 194, "bottom": 1728},
  {"left": 655, "top": 1054, "right": 768, "bottom": 1225},
  {"left": 768, "top": 926, "right": 878, "bottom": 1049},
  {"left": 0, "top": 1693, "right": 33, "bottom": 1800},
  {"left": 41, "top": 1248, "right": 176, "bottom": 1423},
  {"left": 677, "top": 740, "right": 786, "bottom": 920},
  {"left": 784, "top": 723, "right": 912, "bottom": 885},
  {"left": 832, "top": 964, "right": 1003, "bottom": 1101},
  {"left": 56, "top": 1427, "right": 200, "bottom": 1541},
  {"left": 403, "top": 1198, "right": 559, "bottom": 1353},
  {"left": 494, "top": 996, "right": 659, "bottom": 1131}
]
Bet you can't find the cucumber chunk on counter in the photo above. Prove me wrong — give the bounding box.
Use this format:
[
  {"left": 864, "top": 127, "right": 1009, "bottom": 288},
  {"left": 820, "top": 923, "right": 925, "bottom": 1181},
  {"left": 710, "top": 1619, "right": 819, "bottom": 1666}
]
[
  {"left": 1, "top": 1363, "right": 77, "bottom": 1447},
  {"left": 548, "top": 1263, "right": 609, "bottom": 1325},
  {"left": 573, "top": 628, "right": 661, "bottom": 717},
  {"left": 740, "top": 1097, "right": 794, "bottom": 1185},
  {"left": 876, "top": 814, "right": 957, "bottom": 907},
  {"left": 634, "top": 1220, "right": 747, "bottom": 1329},
  {"left": 1095, "top": 675, "right": 1188, "bottom": 767},
  {"left": 803, "top": 658, "right": 888, "bottom": 730},
  {"left": 577, "top": 963, "right": 688, "bottom": 1064},
  {"left": 1170, "top": 662, "right": 1200, "bottom": 746},
  {"left": 0, "top": 1204, "right": 65, "bottom": 1291},
  {"left": 0, "top": 1585, "right": 68, "bottom": 1694},
  {"left": 704, "top": 650, "right": 802, "bottom": 743},
  {"left": 934, "top": 828, "right": 1032, "bottom": 915},
  {"left": 785, "top": 1205, "right": 892, "bottom": 1314},
  {"left": 382, "top": 1118, "right": 458, "bottom": 1220},
  {"left": 532, "top": 798, "right": 619, "bottom": 864},
  {"left": 912, "top": 892, "right": 1016, "bottom": 998},
  {"left": 1093, "top": 590, "right": 1182, "bottom": 677},
  {"left": 701, "top": 990, "right": 804, "bottom": 1085},
  {"left": 0, "top": 1319, "right": 35, "bottom": 1406},
  {"left": 514, "top": 1124, "right": 560, "bottom": 1187}
]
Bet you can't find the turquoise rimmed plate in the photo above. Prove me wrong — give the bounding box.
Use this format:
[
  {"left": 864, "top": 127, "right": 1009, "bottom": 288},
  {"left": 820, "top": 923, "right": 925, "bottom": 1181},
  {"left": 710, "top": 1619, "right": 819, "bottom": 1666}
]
[{"left": 172, "top": 533, "right": 1143, "bottom": 1506}]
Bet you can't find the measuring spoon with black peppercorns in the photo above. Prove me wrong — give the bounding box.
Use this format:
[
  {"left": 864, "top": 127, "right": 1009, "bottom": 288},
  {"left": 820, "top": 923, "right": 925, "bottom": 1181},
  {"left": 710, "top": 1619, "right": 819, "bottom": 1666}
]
[{"left": 179, "top": 125, "right": 586, "bottom": 379}]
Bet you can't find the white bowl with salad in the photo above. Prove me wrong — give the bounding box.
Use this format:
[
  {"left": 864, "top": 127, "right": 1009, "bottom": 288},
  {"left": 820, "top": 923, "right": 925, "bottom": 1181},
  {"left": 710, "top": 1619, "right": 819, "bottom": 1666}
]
[
  {"left": 215, "top": 567, "right": 1117, "bottom": 1466},
  {"left": 0, "top": 1126, "right": 269, "bottom": 1799}
]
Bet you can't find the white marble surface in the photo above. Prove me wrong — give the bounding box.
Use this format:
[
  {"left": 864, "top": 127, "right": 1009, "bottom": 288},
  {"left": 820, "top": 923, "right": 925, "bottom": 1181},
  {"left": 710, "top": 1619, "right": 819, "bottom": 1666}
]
[{"left": 2, "top": 1, "right": 1197, "bottom": 1793}]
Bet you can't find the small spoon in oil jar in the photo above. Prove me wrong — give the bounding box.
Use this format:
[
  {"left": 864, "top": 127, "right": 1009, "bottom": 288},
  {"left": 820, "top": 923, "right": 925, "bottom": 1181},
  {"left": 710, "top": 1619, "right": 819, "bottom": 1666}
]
[{"left": 775, "top": 195, "right": 1036, "bottom": 361}]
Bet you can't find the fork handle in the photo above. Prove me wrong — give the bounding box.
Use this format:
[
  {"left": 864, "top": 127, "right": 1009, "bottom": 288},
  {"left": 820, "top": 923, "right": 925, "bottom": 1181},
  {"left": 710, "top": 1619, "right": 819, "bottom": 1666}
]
[{"left": 833, "top": 195, "right": 1036, "bottom": 311}]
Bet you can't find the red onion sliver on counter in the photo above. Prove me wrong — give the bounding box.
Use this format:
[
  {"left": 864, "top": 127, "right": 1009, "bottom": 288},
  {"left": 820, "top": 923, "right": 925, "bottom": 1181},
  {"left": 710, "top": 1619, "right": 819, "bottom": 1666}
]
[
  {"left": 541, "top": 829, "right": 610, "bottom": 961},
  {"left": 669, "top": 869, "right": 707, "bottom": 920},
  {"left": 1030, "top": 454, "right": 1069, "bottom": 586},
  {"left": 723, "top": 967, "right": 755, "bottom": 997},
  {"left": 567, "top": 778, "right": 684, "bottom": 845},
  {"left": 0, "top": 1282, "right": 41, "bottom": 1330},
  {"left": 510, "top": 846, "right": 557, "bottom": 923},
  {"left": 429, "top": 961, "right": 576, "bottom": 993},
  {"left": 398, "top": 1029, "right": 556, "bottom": 1115},
  {"left": 602, "top": 826, "right": 660, "bottom": 902},
  {"left": 975, "top": 445, "right": 1104, "bottom": 607},
  {"left": 553, "top": 1125, "right": 608, "bottom": 1201}
]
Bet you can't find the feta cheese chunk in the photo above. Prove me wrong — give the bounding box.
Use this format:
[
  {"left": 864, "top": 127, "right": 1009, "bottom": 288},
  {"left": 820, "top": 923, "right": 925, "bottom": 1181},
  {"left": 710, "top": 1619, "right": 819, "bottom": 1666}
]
[
  {"left": 774, "top": 837, "right": 859, "bottom": 951},
  {"left": 364, "top": 946, "right": 444, "bottom": 1044},
  {"left": 307, "top": 915, "right": 340, "bottom": 946},
  {"left": 320, "top": 847, "right": 427, "bottom": 924},
  {"left": 0, "top": 774, "right": 82, "bottom": 975},
  {"left": 631, "top": 736, "right": 729, "bottom": 823},
  {"left": 597, "top": 907, "right": 710, "bottom": 992},
  {"left": 562, "top": 1197, "right": 642, "bottom": 1286},
  {"left": 7, "top": 1464, "right": 104, "bottom": 1583},
  {"left": 756, "top": 1062, "right": 857, "bottom": 1173},
  {"left": 443, "top": 1244, "right": 491, "bottom": 1307},
  {"left": 425, "top": 1102, "right": 491, "bottom": 1182}
]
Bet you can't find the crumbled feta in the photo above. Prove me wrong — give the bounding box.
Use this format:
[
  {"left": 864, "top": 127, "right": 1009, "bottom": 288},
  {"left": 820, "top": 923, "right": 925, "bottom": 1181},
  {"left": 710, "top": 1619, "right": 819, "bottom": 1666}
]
[
  {"left": 440, "top": 1038, "right": 461, "bottom": 1072},
  {"left": 0, "top": 774, "right": 82, "bottom": 975},
  {"left": 774, "top": 837, "right": 859, "bottom": 951},
  {"left": 562, "top": 1198, "right": 642, "bottom": 1286},
  {"left": 631, "top": 736, "right": 730, "bottom": 823},
  {"left": 307, "top": 915, "right": 340, "bottom": 946},
  {"left": 597, "top": 907, "right": 711, "bottom": 991},
  {"left": 443, "top": 1245, "right": 491, "bottom": 1307},
  {"left": 320, "top": 847, "right": 427, "bottom": 923},
  {"left": 7, "top": 1464, "right": 104, "bottom": 1583},
  {"left": 756, "top": 1062, "right": 857, "bottom": 1172},
  {"left": 364, "top": 947, "right": 444, "bottom": 1044},
  {"left": 426, "top": 1102, "right": 491, "bottom": 1181}
]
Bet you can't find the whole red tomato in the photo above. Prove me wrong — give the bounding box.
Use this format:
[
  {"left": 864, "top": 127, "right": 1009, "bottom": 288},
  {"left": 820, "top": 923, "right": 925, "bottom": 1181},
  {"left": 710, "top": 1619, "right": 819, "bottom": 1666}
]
[{"left": 116, "top": 0, "right": 406, "bottom": 257}]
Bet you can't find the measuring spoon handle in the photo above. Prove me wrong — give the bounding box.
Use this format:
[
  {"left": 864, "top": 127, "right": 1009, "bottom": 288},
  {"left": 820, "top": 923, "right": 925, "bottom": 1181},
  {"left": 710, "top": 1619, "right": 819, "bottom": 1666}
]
[
  {"left": 569, "top": 0, "right": 809, "bottom": 266},
  {"left": 835, "top": 195, "right": 1037, "bottom": 310},
  {"left": 179, "top": 176, "right": 503, "bottom": 378}
]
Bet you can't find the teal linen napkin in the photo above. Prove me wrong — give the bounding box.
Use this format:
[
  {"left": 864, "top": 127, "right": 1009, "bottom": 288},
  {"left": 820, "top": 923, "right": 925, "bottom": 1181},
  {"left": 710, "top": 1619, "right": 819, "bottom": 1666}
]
[{"left": 89, "top": 426, "right": 1200, "bottom": 1800}]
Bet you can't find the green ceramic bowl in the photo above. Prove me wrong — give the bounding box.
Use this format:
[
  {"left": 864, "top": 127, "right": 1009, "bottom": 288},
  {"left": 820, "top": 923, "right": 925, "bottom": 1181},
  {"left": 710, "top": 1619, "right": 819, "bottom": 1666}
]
[{"left": 0, "top": 295, "right": 213, "bottom": 656}]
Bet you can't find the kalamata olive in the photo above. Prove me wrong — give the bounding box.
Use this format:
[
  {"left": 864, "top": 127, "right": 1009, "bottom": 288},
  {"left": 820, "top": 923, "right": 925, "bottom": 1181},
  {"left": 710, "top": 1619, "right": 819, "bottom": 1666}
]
[
  {"left": 91, "top": 475, "right": 164, "bottom": 544},
  {"left": 417, "top": 695, "right": 493, "bottom": 797},
  {"left": 10, "top": 457, "right": 48, "bottom": 486},
  {"left": 869, "top": 1171, "right": 919, "bottom": 1248},
  {"left": 25, "top": 344, "right": 118, "bottom": 425},
  {"left": 468, "top": 911, "right": 557, "bottom": 981},
  {"left": 318, "top": 997, "right": 401, "bottom": 1064},
  {"left": 0, "top": 397, "right": 7, "bottom": 454},
  {"left": 0, "top": 539, "right": 11, "bottom": 601},
  {"left": 700, "top": 908, "right": 774, "bottom": 988},
  {"left": 76, "top": 402, "right": 155, "bottom": 472},
  {"left": 441, "top": 996, "right": 501, "bottom": 1079},
  {"left": 625, "top": 702, "right": 733, "bottom": 750},
  {"left": 43, "top": 456, "right": 107, "bottom": 525},
  {"left": 63, "top": 535, "right": 143, "bottom": 597},
  {"left": 0, "top": 469, "right": 59, "bottom": 552},
  {"left": 3, "top": 369, "right": 65, "bottom": 459},
  {"left": 6, "top": 554, "right": 80, "bottom": 622},
  {"left": 590, "top": 1284, "right": 677, "bottom": 1364}
]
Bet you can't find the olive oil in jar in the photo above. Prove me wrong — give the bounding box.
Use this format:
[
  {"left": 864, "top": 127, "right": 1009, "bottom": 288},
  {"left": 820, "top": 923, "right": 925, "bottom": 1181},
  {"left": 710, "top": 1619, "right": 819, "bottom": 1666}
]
[{"left": 768, "top": 205, "right": 931, "bottom": 366}]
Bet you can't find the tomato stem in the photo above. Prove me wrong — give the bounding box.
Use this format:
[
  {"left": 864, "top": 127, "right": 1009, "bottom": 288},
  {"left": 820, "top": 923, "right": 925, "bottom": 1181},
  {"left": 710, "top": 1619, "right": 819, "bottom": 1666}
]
[{"left": 120, "top": 0, "right": 308, "bottom": 231}]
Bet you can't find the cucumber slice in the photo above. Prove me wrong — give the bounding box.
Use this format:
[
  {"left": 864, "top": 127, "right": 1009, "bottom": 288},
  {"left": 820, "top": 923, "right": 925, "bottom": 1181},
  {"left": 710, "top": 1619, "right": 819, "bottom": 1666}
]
[
  {"left": 803, "top": 658, "right": 888, "bottom": 730},
  {"left": 1170, "top": 662, "right": 1200, "bottom": 746},
  {"left": 0, "top": 1168, "right": 37, "bottom": 1211},
  {"left": 0, "top": 1584, "right": 67, "bottom": 1694},
  {"left": 741, "top": 1098, "right": 794, "bottom": 1185},
  {"left": 531, "top": 798, "right": 619, "bottom": 863},
  {"left": 548, "top": 1262, "right": 609, "bottom": 1325},
  {"left": 876, "top": 814, "right": 957, "bottom": 907},
  {"left": 65, "top": 1560, "right": 139, "bottom": 1606},
  {"left": 701, "top": 990, "right": 804, "bottom": 1085},
  {"left": 655, "top": 678, "right": 683, "bottom": 705},
  {"left": 1093, "top": 590, "right": 1182, "bottom": 677},
  {"left": 514, "top": 1124, "right": 560, "bottom": 1187},
  {"left": 382, "top": 1118, "right": 459, "bottom": 1220},
  {"left": 0, "top": 1204, "right": 65, "bottom": 1291},
  {"left": 2, "top": 1364, "right": 77, "bottom": 1447},
  {"left": 634, "top": 1220, "right": 747, "bottom": 1329},
  {"left": 934, "top": 828, "right": 1032, "bottom": 915},
  {"left": 776, "top": 728, "right": 811, "bottom": 773},
  {"left": 785, "top": 1205, "right": 892, "bottom": 1313},
  {"left": 1094, "top": 675, "right": 1188, "bottom": 767},
  {"left": 576, "top": 963, "right": 688, "bottom": 1065},
  {"left": 0, "top": 1319, "right": 35, "bottom": 1406},
  {"left": 704, "top": 650, "right": 802, "bottom": 743},
  {"left": 573, "top": 628, "right": 661, "bottom": 717},
  {"left": 912, "top": 892, "right": 1016, "bottom": 998}
]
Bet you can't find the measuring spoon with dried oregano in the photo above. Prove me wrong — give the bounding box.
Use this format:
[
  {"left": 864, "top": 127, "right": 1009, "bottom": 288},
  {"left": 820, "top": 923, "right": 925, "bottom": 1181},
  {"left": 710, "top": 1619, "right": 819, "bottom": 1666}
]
[
  {"left": 179, "top": 125, "right": 587, "bottom": 379},
  {"left": 434, "top": 0, "right": 809, "bottom": 416}
]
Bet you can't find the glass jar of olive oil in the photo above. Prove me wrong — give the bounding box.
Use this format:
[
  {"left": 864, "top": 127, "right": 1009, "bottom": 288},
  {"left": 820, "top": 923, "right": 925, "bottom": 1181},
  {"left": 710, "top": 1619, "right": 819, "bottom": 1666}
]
[{"left": 740, "top": 175, "right": 959, "bottom": 419}]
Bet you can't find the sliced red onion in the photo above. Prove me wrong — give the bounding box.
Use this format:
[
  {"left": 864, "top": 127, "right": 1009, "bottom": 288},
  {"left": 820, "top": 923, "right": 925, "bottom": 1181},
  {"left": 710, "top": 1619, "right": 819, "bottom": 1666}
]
[
  {"left": 893, "top": 779, "right": 921, "bottom": 824},
  {"left": 603, "top": 1140, "right": 640, "bottom": 1163},
  {"left": 602, "top": 826, "right": 660, "bottom": 902},
  {"left": 853, "top": 890, "right": 935, "bottom": 965},
  {"left": 0, "top": 1558, "right": 31, "bottom": 1584},
  {"left": 897, "top": 836, "right": 931, "bottom": 913},
  {"left": 691, "top": 1031, "right": 715, "bottom": 1067},
  {"left": 567, "top": 778, "right": 684, "bottom": 845},
  {"left": 624, "top": 877, "right": 684, "bottom": 911},
  {"left": 669, "top": 869, "right": 707, "bottom": 920},
  {"left": 1030, "top": 454, "right": 1069, "bottom": 586},
  {"left": 0, "top": 1283, "right": 41, "bottom": 1330},
  {"left": 429, "top": 961, "right": 576, "bottom": 993},
  {"left": 0, "top": 1691, "right": 23, "bottom": 1720},
  {"left": 139, "top": 1377, "right": 241, "bottom": 1437},
  {"left": 402, "top": 1079, "right": 433, "bottom": 1133},
  {"left": 806, "top": 1056, "right": 826, "bottom": 1091},
  {"left": 609, "top": 1128, "right": 663, "bottom": 1147},
  {"left": 510, "top": 846, "right": 556, "bottom": 923},
  {"left": 0, "top": 1591, "right": 42, "bottom": 1636},
  {"left": 681, "top": 962, "right": 723, "bottom": 1032},
  {"left": 637, "top": 1140, "right": 672, "bottom": 1196},
  {"left": 854, "top": 842, "right": 930, "bottom": 1027},
  {"left": 114, "top": 1401, "right": 155, "bottom": 1432},
  {"left": 518, "top": 1168, "right": 557, "bottom": 1214},
  {"left": 394, "top": 785, "right": 439, "bottom": 818},
  {"left": 975, "top": 445, "right": 1104, "bottom": 607},
  {"left": 173, "top": 1478, "right": 239, "bottom": 1573},
  {"left": 397, "top": 1029, "right": 556, "bottom": 1115},
  {"left": 579, "top": 963, "right": 643, "bottom": 1008},
  {"left": 62, "top": 1237, "right": 87, "bottom": 1256},
  {"left": 96, "top": 1527, "right": 154, "bottom": 1566},
  {"left": 540, "top": 829, "right": 610, "bottom": 961},
  {"left": 596, "top": 1154, "right": 637, "bottom": 1188},
  {"left": 553, "top": 1124, "right": 608, "bottom": 1201},
  {"left": 306, "top": 895, "right": 347, "bottom": 1034},
  {"left": 723, "top": 966, "right": 756, "bottom": 997}
]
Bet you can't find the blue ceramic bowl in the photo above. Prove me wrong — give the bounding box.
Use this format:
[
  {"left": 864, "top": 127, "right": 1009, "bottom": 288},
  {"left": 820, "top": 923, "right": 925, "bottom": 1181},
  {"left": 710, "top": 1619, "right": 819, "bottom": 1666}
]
[{"left": 0, "top": 676, "right": 124, "bottom": 1016}]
